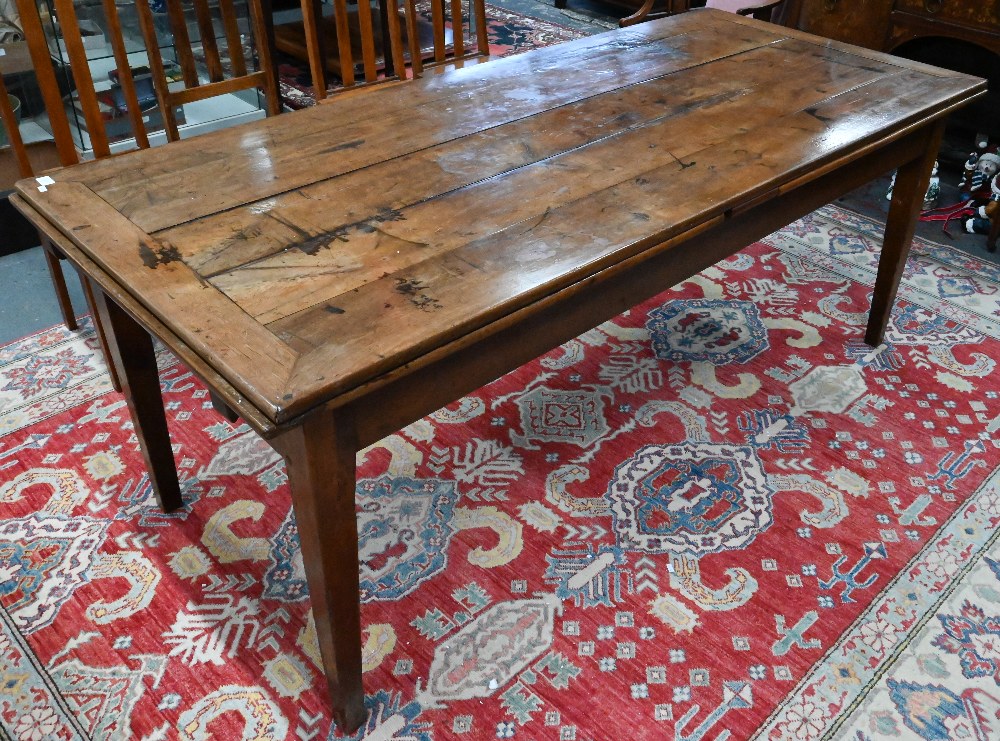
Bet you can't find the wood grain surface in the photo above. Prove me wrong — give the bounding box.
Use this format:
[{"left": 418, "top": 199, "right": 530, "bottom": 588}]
[{"left": 16, "top": 8, "right": 985, "bottom": 425}]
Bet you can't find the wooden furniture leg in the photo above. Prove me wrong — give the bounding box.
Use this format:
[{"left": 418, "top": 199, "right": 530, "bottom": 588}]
[
  {"left": 209, "top": 390, "right": 240, "bottom": 422},
  {"left": 299, "top": 0, "right": 329, "bottom": 99},
  {"left": 260, "top": 0, "right": 284, "bottom": 108},
  {"left": 40, "top": 240, "right": 77, "bottom": 331},
  {"left": 39, "top": 235, "right": 124, "bottom": 393},
  {"left": 89, "top": 280, "right": 183, "bottom": 512},
  {"left": 378, "top": 0, "right": 393, "bottom": 77},
  {"left": 79, "top": 273, "right": 123, "bottom": 393},
  {"left": 273, "top": 406, "right": 366, "bottom": 734},
  {"left": 865, "top": 120, "right": 946, "bottom": 347},
  {"left": 620, "top": 0, "right": 689, "bottom": 28}
]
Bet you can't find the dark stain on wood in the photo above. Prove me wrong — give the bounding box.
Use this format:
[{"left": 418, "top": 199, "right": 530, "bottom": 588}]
[
  {"left": 356, "top": 208, "right": 405, "bottom": 235},
  {"left": 285, "top": 208, "right": 407, "bottom": 256},
  {"left": 325, "top": 305, "right": 346, "bottom": 314},
  {"left": 228, "top": 224, "right": 264, "bottom": 243},
  {"left": 394, "top": 278, "right": 442, "bottom": 311},
  {"left": 317, "top": 139, "right": 365, "bottom": 155},
  {"left": 139, "top": 238, "right": 182, "bottom": 269},
  {"left": 804, "top": 107, "right": 833, "bottom": 122}
]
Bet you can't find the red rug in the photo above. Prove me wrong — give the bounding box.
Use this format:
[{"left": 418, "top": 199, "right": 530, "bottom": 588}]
[
  {"left": 1, "top": 204, "right": 999, "bottom": 740},
  {"left": 276, "top": 3, "right": 587, "bottom": 108}
]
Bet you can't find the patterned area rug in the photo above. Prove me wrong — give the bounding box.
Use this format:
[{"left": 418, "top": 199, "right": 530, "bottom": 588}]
[
  {"left": 829, "top": 508, "right": 1000, "bottom": 741},
  {"left": 276, "top": 3, "right": 587, "bottom": 108},
  {"left": 2, "top": 204, "right": 999, "bottom": 741}
]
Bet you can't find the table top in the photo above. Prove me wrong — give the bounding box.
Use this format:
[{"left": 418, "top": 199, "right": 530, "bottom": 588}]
[{"left": 16, "top": 9, "right": 984, "bottom": 426}]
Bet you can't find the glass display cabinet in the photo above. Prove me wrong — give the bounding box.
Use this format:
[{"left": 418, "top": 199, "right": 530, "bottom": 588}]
[{"left": 30, "top": 0, "right": 268, "bottom": 155}]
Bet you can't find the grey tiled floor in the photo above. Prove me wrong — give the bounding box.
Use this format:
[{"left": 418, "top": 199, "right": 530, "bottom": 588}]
[
  {"left": 2, "top": 1, "right": 997, "bottom": 346},
  {"left": 0, "top": 248, "right": 89, "bottom": 344}
]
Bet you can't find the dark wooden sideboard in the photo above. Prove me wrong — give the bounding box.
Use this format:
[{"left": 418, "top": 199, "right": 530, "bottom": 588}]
[
  {"left": 787, "top": 0, "right": 1000, "bottom": 55},
  {"left": 785, "top": 0, "right": 1000, "bottom": 151},
  {"left": 553, "top": 1, "right": 998, "bottom": 56}
]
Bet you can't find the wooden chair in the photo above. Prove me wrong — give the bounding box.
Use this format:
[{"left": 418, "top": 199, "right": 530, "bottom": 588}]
[
  {"left": 394, "top": 0, "right": 490, "bottom": 78},
  {"left": 15, "top": 0, "right": 151, "bottom": 160},
  {"left": 705, "top": 0, "right": 788, "bottom": 22},
  {"left": 295, "top": 0, "right": 489, "bottom": 99},
  {"left": 293, "top": 0, "right": 402, "bottom": 101},
  {"left": 621, "top": 0, "right": 789, "bottom": 28},
  {"left": 13, "top": 0, "right": 157, "bottom": 391},
  {"left": 619, "top": 0, "right": 690, "bottom": 29},
  {"left": 1, "top": 73, "right": 33, "bottom": 188},
  {"left": 12, "top": 0, "right": 271, "bottom": 416},
  {"left": 134, "top": 0, "right": 282, "bottom": 141}
]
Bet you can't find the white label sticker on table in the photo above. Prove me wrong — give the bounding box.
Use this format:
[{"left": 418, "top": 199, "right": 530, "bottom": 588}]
[{"left": 36, "top": 176, "right": 56, "bottom": 192}]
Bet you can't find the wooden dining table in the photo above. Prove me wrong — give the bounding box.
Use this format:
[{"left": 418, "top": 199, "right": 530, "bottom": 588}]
[{"left": 11, "top": 8, "right": 985, "bottom": 733}]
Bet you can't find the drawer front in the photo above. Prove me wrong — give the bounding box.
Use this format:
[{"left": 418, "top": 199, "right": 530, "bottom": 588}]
[
  {"left": 894, "top": 0, "right": 999, "bottom": 29},
  {"left": 795, "top": 0, "right": 894, "bottom": 51}
]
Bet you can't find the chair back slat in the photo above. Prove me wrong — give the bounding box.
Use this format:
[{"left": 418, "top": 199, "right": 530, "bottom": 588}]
[
  {"left": 135, "top": 0, "right": 182, "bottom": 138},
  {"left": 244, "top": 0, "right": 281, "bottom": 114},
  {"left": 164, "top": 0, "right": 200, "bottom": 87},
  {"left": 474, "top": 0, "right": 488, "bottom": 54},
  {"left": 403, "top": 0, "right": 423, "bottom": 77},
  {"left": 396, "top": 0, "right": 489, "bottom": 78},
  {"left": 430, "top": 0, "right": 446, "bottom": 63},
  {"left": 13, "top": 0, "right": 79, "bottom": 165},
  {"left": 136, "top": 0, "right": 282, "bottom": 140},
  {"left": 355, "top": 0, "right": 378, "bottom": 83},
  {"left": 219, "top": 0, "right": 249, "bottom": 76},
  {"left": 193, "top": 0, "right": 225, "bottom": 82},
  {"left": 300, "top": 0, "right": 328, "bottom": 100},
  {"left": 0, "top": 73, "right": 33, "bottom": 178},
  {"left": 450, "top": 0, "right": 464, "bottom": 59},
  {"left": 102, "top": 0, "right": 150, "bottom": 149},
  {"left": 384, "top": 0, "right": 406, "bottom": 79},
  {"left": 331, "top": 0, "right": 356, "bottom": 87},
  {"left": 51, "top": 0, "right": 110, "bottom": 157}
]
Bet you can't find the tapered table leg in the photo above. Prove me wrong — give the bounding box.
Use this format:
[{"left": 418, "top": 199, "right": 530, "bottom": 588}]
[
  {"left": 208, "top": 390, "right": 240, "bottom": 422},
  {"left": 273, "top": 405, "right": 366, "bottom": 733},
  {"left": 40, "top": 238, "right": 77, "bottom": 331},
  {"left": 79, "top": 274, "right": 123, "bottom": 393},
  {"left": 865, "top": 119, "right": 947, "bottom": 347},
  {"left": 88, "top": 281, "right": 183, "bottom": 513}
]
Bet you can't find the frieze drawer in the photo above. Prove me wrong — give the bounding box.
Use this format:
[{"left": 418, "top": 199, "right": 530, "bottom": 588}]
[{"left": 893, "top": 0, "right": 999, "bottom": 31}]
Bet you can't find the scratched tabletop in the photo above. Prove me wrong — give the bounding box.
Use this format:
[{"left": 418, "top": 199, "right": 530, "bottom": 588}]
[{"left": 16, "top": 9, "right": 984, "bottom": 424}]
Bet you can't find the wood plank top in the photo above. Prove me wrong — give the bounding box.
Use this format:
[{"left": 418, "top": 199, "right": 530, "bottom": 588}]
[{"left": 16, "top": 9, "right": 985, "bottom": 425}]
